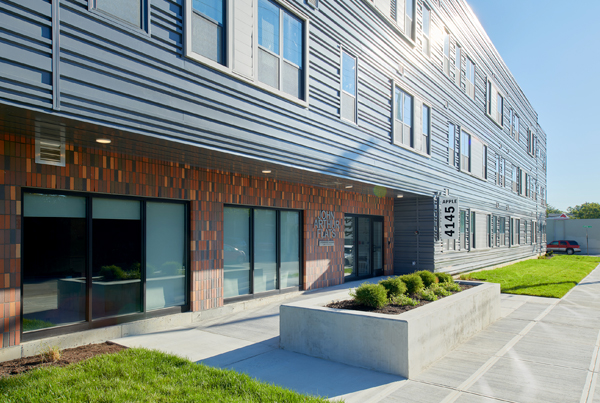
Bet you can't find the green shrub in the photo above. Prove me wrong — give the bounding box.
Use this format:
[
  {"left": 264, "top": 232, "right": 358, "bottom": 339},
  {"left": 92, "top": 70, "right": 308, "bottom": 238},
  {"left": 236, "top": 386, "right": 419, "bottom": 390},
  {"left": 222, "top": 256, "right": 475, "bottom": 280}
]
[
  {"left": 379, "top": 277, "right": 407, "bottom": 299},
  {"left": 400, "top": 274, "right": 424, "bottom": 295},
  {"left": 392, "top": 294, "right": 418, "bottom": 306},
  {"left": 459, "top": 273, "right": 473, "bottom": 280},
  {"left": 442, "top": 282, "right": 462, "bottom": 292},
  {"left": 429, "top": 284, "right": 452, "bottom": 297},
  {"left": 100, "top": 265, "right": 141, "bottom": 281},
  {"left": 419, "top": 288, "right": 438, "bottom": 301},
  {"left": 415, "top": 270, "right": 437, "bottom": 287},
  {"left": 349, "top": 283, "right": 388, "bottom": 308},
  {"left": 436, "top": 272, "right": 453, "bottom": 283}
]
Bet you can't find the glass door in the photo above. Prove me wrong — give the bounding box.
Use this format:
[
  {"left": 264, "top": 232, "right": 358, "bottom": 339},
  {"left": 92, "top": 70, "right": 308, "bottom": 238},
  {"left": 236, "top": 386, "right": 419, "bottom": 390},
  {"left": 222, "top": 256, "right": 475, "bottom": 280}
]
[{"left": 344, "top": 215, "right": 384, "bottom": 281}]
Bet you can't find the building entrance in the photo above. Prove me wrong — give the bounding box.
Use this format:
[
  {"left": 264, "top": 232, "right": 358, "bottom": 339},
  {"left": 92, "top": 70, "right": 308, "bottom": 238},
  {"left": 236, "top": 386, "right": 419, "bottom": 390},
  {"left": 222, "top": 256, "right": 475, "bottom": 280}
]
[{"left": 344, "top": 215, "right": 384, "bottom": 280}]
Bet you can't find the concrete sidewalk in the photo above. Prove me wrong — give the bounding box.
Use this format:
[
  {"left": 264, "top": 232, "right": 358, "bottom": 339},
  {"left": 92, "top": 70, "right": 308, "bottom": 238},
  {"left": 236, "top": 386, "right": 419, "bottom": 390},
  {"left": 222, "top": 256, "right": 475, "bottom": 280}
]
[{"left": 113, "top": 265, "right": 600, "bottom": 403}]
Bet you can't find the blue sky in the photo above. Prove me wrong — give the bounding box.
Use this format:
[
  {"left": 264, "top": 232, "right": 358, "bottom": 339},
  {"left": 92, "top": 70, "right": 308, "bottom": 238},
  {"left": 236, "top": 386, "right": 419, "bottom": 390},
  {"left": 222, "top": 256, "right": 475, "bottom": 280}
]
[{"left": 467, "top": 0, "right": 600, "bottom": 212}]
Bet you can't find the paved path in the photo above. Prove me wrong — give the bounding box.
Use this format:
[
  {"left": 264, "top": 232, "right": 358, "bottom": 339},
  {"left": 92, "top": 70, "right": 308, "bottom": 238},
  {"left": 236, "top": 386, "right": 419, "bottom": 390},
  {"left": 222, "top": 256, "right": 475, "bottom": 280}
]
[{"left": 113, "top": 265, "right": 600, "bottom": 403}]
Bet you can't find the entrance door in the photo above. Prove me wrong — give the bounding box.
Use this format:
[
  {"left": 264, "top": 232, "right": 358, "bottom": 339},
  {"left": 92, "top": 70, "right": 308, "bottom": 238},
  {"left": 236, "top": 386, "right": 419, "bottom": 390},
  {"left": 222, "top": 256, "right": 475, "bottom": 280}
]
[{"left": 344, "top": 215, "right": 384, "bottom": 280}]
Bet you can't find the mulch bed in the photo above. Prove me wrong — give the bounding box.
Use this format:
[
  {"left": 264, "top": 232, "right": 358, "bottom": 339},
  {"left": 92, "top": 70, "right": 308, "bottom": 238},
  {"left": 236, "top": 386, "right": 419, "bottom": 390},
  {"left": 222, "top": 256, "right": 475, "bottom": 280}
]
[
  {"left": 327, "top": 284, "right": 475, "bottom": 315},
  {"left": 0, "top": 342, "right": 126, "bottom": 378}
]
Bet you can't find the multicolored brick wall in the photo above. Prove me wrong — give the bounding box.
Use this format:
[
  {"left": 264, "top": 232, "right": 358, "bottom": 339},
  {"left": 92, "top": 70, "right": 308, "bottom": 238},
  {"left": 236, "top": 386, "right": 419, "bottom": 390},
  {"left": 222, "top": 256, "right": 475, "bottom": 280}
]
[{"left": 0, "top": 129, "right": 393, "bottom": 348}]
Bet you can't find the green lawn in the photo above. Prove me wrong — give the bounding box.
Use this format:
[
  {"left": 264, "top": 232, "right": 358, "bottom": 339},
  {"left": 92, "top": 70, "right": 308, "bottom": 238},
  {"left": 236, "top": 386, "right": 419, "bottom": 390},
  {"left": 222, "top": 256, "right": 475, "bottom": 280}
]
[
  {"left": 0, "top": 348, "right": 333, "bottom": 403},
  {"left": 460, "top": 255, "right": 600, "bottom": 298}
]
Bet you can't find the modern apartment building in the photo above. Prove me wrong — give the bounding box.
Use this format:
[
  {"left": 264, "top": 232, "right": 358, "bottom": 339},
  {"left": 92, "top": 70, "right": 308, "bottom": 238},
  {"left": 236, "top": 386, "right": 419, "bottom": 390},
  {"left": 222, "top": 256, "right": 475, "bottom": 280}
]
[{"left": 0, "top": 0, "right": 546, "bottom": 351}]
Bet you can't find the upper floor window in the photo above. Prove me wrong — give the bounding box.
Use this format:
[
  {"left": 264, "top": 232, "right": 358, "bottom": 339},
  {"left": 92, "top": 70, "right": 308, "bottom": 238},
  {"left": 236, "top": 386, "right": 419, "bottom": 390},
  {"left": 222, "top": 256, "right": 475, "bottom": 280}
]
[
  {"left": 92, "top": 0, "right": 146, "bottom": 30},
  {"left": 455, "top": 44, "right": 461, "bottom": 86},
  {"left": 394, "top": 87, "right": 413, "bottom": 147},
  {"left": 485, "top": 79, "right": 503, "bottom": 126},
  {"left": 192, "top": 0, "right": 226, "bottom": 64},
  {"left": 512, "top": 114, "right": 520, "bottom": 142},
  {"left": 421, "top": 105, "right": 430, "bottom": 154},
  {"left": 466, "top": 57, "right": 475, "bottom": 99},
  {"left": 422, "top": 5, "right": 431, "bottom": 57},
  {"left": 185, "top": 0, "right": 307, "bottom": 103},
  {"left": 443, "top": 30, "right": 450, "bottom": 76},
  {"left": 527, "top": 129, "right": 536, "bottom": 156},
  {"left": 258, "top": 0, "right": 304, "bottom": 98},
  {"left": 404, "top": 0, "right": 415, "bottom": 39},
  {"left": 460, "top": 130, "right": 470, "bottom": 171},
  {"left": 496, "top": 93, "right": 503, "bottom": 125},
  {"left": 511, "top": 165, "right": 518, "bottom": 192},
  {"left": 448, "top": 123, "right": 456, "bottom": 166},
  {"left": 341, "top": 50, "right": 357, "bottom": 123}
]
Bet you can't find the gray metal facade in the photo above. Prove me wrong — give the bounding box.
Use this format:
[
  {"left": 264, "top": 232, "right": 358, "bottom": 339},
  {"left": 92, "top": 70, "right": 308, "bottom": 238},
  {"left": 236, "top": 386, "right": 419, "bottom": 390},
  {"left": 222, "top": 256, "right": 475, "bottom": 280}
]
[{"left": 0, "top": 0, "right": 547, "bottom": 274}]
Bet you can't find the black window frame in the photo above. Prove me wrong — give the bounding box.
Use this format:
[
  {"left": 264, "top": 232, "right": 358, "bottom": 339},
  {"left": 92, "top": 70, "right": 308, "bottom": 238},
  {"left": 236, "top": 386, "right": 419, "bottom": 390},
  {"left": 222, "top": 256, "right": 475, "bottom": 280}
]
[
  {"left": 21, "top": 188, "right": 190, "bottom": 342},
  {"left": 344, "top": 214, "right": 385, "bottom": 281},
  {"left": 223, "top": 205, "right": 303, "bottom": 304}
]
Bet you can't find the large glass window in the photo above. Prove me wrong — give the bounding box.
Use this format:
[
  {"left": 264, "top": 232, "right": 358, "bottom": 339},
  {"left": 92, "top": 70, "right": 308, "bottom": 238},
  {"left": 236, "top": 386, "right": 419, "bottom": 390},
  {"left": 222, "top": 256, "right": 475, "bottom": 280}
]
[
  {"left": 466, "top": 57, "right": 475, "bottom": 99},
  {"left": 92, "top": 199, "right": 142, "bottom": 319},
  {"left": 192, "top": 0, "right": 226, "bottom": 64},
  {"left": 146, "top": 202, "right": 186, "bottom": 311},
  {"left": 23, "top": 194, "right": 87, "bottom": 332},
  {"left": 23, "top": 192, "right": 188, "bottom": 335},
  {"left": 224, "top": 206, "right": 301, "bottom": 299},
  {"left": 443, "top": 30, "right": 450, "bottom": 75},
  {"left": 258, "top": 0, "right": 304, "bottom": 98},
  {"left": 341, "top": 50, "right": 357, "bottom": 123}
]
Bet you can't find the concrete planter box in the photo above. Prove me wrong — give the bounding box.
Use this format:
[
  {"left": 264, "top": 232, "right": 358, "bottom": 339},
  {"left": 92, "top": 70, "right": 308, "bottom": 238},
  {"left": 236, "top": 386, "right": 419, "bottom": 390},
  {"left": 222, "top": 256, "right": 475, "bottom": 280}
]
[{"left": 280, "top": 281, "right": 500, "bottom": 378}]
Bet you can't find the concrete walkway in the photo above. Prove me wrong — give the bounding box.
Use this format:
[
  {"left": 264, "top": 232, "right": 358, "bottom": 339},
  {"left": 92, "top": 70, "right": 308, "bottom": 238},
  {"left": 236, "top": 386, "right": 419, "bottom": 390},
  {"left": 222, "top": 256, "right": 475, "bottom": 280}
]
[{"left": 112, "top": 265, "right": 600, "bottom": 403}]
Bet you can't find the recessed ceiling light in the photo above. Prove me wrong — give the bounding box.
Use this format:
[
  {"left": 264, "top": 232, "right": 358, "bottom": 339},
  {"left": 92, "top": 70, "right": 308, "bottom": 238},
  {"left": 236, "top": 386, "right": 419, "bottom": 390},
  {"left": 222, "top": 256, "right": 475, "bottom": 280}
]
[
  {"left": 96, "top": 138, "right": 111, "bottom": 144},
  {"left": 262, "top": 170, "right": 271, "bottom": 174},
  {"left": 345, "top": 185, "right": 353, "bottom": 189},
  {"left": 397, "top": 193, "right": 404, "bottom": 198}
]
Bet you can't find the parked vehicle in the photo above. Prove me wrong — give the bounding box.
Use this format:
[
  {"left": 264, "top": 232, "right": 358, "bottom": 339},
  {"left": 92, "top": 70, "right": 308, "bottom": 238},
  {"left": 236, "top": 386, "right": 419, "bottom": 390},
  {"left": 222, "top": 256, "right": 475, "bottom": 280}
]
[
  {"left": 344, "top": 245, "right": 354, "bottom": 266},
  {"left": 546, "top": 240, "right": 581, "bottom": 255}
]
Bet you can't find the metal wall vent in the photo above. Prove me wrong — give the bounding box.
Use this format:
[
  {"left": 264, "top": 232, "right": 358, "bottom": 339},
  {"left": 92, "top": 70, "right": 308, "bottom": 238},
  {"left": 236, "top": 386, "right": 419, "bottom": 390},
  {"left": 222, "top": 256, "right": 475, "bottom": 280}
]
[{"left": 35, "top": 121, "right": 66, "bottom": 167}]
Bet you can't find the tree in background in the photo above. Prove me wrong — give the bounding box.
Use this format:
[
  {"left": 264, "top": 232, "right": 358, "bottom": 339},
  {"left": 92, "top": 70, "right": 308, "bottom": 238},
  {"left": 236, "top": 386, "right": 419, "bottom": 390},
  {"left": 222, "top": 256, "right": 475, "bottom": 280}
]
[
  {"left": 546, "top": 205, "right": 563, "bottom": 217},
  {"left": 567, "top": 202, "right": 600, "bottom": 219}
]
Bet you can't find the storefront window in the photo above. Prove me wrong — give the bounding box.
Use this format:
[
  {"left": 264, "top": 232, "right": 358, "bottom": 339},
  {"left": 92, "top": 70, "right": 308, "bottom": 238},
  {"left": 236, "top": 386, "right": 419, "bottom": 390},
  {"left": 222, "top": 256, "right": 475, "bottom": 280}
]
[
  {"left": 23, "top": 192, "right": 188, "bottom": 334},
  {"left": 23, "top": 194, "right": 87, "bottom": 331},
  {"left": 224, "top": 206, "right": 301, "bottom": 299}
]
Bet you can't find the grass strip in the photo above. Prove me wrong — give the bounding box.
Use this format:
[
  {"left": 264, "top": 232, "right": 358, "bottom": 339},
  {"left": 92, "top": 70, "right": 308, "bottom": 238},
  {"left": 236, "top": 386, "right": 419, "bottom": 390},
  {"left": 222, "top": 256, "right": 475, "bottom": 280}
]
[
  {"left": 0, "top": 348, "right": 333, "bottom": 403},
  {"left": 461, "top": 255, "right": 600, "bottom": 298}
]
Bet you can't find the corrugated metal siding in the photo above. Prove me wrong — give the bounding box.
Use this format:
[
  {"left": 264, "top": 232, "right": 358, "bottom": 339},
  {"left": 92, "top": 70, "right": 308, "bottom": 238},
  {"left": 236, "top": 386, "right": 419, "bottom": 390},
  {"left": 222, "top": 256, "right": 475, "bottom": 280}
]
[
  {"left": 394, "top": 196, "right": 435, "bottom": 274},
  {"left": 0, "top": 0, "right": 547, "bottom": 272}
]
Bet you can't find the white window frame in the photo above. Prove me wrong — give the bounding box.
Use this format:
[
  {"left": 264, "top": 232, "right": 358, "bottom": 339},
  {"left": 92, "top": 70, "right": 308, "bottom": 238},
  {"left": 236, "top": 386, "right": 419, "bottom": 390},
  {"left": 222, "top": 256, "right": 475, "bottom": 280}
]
[
  {"left": 443, "top": 29, "right": 450, "bottom": 76},
  {"left": 465, "top": 57, "right": 475, "bottom": 100},
  {"left": 422, "top": 3, "right": 431, "bottom": 57},
  {"left": 454, "top": 44, "right": 461, "bottom": 87},
  {"left": 184, "top": 0, "right": 310, "bottom": 107},
  {"left": 340, "top": 47, "right": 358, "bottom": 124},
  {"left": 448, "top": 122, "right": 456, "bottom": 167}
]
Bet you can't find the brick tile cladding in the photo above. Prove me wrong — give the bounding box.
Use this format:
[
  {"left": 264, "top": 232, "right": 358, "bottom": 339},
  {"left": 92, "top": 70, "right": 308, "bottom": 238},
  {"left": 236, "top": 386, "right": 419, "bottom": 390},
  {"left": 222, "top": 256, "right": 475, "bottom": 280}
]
[{"left": 0, "top": 132, "right": 393, "bottom": 348}]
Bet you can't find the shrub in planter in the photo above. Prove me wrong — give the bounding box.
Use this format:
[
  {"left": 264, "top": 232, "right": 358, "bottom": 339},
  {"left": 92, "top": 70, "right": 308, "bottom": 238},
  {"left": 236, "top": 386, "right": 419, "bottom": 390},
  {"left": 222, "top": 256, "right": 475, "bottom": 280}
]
[
  {"left": 419, "top": 288, "right": 438, "bottom": 301},
  {"left": 415, "top": 270, "right": 437, "bottom": 287},
  {"left": 379, "top": 277, "right": 407, "bottom": 299},
  {"left": 399, "top": 274, "right": 424, "bottom": 295},
  {"left": 441, "top": 282, "right": 461, "bottom": 292},
  {"left": 436, "top": 272, "right": 453, "bottom": 284},
  {"left": 350, "top": 283, "right": 388, "bottom": 308},
  {"left": 100, "top": 265, "right": 141, "bottom": 281},
  {"left": 429, "top": 284, "right": 452, "bottom": 297},
  {"left": 392, "top": 294, "right": 419, "bottom": 306}
]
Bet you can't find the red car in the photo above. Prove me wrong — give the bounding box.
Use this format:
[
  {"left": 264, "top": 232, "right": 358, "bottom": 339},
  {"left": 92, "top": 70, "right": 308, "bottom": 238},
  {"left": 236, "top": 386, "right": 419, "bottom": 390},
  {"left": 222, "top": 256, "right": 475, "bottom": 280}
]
[{"left": 547, "top": 240, "right": 581, "bottom": 255}]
